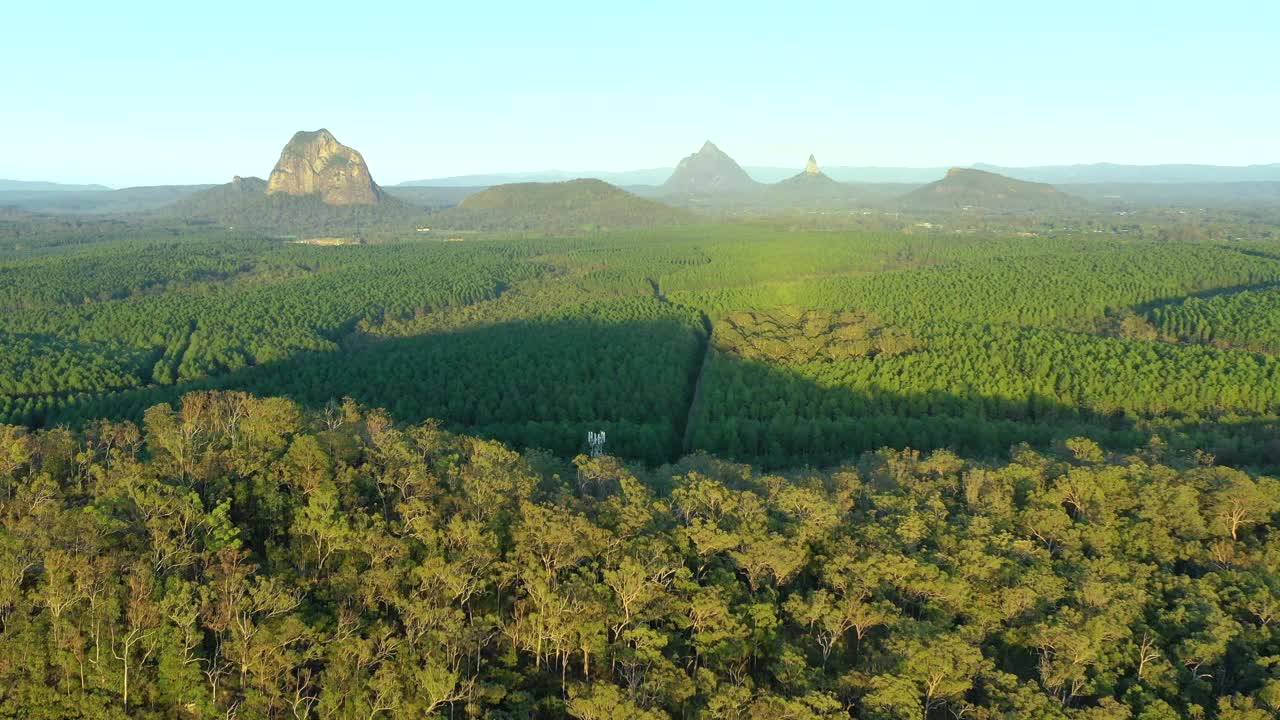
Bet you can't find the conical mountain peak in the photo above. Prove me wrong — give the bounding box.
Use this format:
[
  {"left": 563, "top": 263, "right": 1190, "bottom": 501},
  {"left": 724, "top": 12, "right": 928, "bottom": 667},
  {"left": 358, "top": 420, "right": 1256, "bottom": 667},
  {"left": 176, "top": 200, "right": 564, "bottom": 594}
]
[
  {"left": 779, "top": 153, "right": 840, "bottom": 190},
  {"left": 663, "top": 140, "right": 758, "bottom": 194}
]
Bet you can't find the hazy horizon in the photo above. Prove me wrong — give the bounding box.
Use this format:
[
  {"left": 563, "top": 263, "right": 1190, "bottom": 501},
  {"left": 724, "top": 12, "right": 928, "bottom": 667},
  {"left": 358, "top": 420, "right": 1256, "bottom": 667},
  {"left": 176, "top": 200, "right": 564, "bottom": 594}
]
[
  {"left": 7, "top": 1, "right": 1279, "bottom": 186},
  {"left": 11, "top": 155, "right": 1280, "bottom": 191}
]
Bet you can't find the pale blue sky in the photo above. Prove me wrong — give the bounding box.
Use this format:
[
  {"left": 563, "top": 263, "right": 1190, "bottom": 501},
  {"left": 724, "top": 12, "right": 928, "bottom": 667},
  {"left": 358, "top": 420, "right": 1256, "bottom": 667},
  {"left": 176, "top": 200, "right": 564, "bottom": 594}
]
[{"left": 6, "top": 0, "right": 1278, "bottom": 186}]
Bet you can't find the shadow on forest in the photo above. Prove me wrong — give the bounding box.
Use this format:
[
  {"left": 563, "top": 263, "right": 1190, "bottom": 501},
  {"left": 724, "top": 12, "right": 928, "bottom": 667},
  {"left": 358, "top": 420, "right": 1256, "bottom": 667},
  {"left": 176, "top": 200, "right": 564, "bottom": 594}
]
[
  {"left": 46, "top": 317, "right": 705, "bottom": 465},
  {"left": 1219, "top": 244, "right": 1280, "bottom": 263},
  {"left": 1131, "top": 278, "right": 1280, "bottom": 314},
  {"left": 684, "top": 348, "right": 1280, "bottom": 471},
  {"left": 29, "top": 316, "right": 1280, "bottom": 471}
]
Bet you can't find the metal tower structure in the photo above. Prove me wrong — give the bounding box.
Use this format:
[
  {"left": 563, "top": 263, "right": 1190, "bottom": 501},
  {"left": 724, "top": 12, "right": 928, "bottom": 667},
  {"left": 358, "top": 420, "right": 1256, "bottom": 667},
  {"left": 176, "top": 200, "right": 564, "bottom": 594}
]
[{"left": 588, "top": 430, "right": 607, "bottom": 457}]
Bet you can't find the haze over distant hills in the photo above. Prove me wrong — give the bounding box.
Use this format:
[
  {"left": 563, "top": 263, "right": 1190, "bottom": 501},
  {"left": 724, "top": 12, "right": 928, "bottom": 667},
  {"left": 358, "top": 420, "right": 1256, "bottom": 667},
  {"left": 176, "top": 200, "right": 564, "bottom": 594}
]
[
  {"left": 971, "top": 163, "right": 1280, "bottom": 185},
  {"left": 1061, "top": 181, "right": 1280, "bottom": 207},
  {"left": 399, "top": 162, "right": 1280, "bottom": 187},
  {"left": 9, "top": 161, "right": 1280, "bottom": 197},
  {"left": 0, "top": 184, "right": 214, "bottom": 214},
  {"left": 399, "top": 168, "right": 674, "bottom": 188},
  {"left": 0, "top": 179, "right": 112, "bottom": 192},
  {"left": 5, "top": 134, "right": 1280, "bottom": 219}
]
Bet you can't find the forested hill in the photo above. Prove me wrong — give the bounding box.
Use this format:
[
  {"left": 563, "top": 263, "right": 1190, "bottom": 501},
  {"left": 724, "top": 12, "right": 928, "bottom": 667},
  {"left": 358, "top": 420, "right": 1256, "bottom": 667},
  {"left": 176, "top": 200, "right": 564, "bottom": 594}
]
[
  {"left": 165, "top": 177, "right": 432, "bottom": 235},
  {"left": 766, "top": 156, "right": 861, "bottom": 205},
  {"left": 173, "top": 174, "right": 267, "bottom": 209},
  {"left": 2, "top": 390, "right": 1279, "bottom": 718},
  {"left": 900, "top": 167, "right": 1081, "bottom": 212},
  {"left": 430, "top": 178, "right": 696, "bottom": 231}
]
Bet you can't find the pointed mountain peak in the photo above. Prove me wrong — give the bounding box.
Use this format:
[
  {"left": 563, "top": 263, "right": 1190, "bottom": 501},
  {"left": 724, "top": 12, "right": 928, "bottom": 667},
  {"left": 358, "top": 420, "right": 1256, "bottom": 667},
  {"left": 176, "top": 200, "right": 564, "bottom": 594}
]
[
  {"left": 780, "top": 154, "right": 840, "bottom": 189},
  {"left": 663, "top": 140, "right": 758, "bottom": 194}
]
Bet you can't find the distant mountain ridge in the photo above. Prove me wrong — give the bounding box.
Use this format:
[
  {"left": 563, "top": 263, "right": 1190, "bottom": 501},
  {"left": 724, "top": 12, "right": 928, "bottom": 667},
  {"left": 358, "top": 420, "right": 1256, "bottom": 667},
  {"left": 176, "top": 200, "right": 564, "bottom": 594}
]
[
  {"left": 17, "top": 162, "right": 1277, "bottom": 194},
  {"left": 0, "top": 185, "right": 213, "bottom": 214},
  {"left": 10, "top": 144, "right": 1280, "bottom": 219},
  {"left": 1060, "top": 181, "right": 1280, "bottom": 208},
  {"left": 970, "top": 162, "right": 1280, "bottom": 185},
  {"left": 400, "top": 168, "right": 674, "bottom": 188},
  {"left": 0, "top": 179, "right": 112, "bottom": 192},
  {"left": 399, "top": 162, "right": 1280, "bottom": 187}
]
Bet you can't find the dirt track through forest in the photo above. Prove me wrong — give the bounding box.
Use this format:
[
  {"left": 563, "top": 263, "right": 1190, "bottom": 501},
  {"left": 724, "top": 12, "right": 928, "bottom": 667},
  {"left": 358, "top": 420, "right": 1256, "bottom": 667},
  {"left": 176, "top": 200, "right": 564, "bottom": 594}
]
[{"left": 648, "top": 278, "right": 714, "bottom": 458}]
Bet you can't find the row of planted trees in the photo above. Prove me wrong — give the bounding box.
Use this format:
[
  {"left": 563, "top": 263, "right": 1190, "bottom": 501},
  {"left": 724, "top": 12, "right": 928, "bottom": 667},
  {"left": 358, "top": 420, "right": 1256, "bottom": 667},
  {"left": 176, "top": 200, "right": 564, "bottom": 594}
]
[{"left": 1148, "top": 286, "right": 1280, "bottom": 354}]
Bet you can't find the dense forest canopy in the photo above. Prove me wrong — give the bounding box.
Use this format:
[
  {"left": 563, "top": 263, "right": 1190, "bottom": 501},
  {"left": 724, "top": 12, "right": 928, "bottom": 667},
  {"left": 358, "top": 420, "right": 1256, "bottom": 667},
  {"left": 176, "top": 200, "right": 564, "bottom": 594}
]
[{"left": 1, "top": 391, "right": 1279, "bottom": 718}]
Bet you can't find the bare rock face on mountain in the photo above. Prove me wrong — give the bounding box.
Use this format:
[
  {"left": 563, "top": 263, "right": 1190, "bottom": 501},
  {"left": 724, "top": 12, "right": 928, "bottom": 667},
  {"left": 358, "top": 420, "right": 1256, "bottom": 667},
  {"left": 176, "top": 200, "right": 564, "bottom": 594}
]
[
  {"left": 662, "top": 140, "right": 758, "bottom": 194},
  {"left": 266, "top": 129, "right": 382, "bottom": 205}
]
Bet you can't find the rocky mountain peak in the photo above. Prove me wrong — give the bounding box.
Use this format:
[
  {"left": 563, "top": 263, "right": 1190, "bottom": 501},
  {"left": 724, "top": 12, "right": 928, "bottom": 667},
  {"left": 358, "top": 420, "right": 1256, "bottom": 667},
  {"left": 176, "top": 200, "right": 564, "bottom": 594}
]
[{"left": 265, "top": 129, "right": 381, "bottom": 205}]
